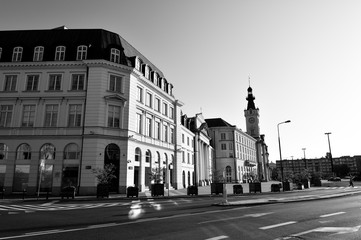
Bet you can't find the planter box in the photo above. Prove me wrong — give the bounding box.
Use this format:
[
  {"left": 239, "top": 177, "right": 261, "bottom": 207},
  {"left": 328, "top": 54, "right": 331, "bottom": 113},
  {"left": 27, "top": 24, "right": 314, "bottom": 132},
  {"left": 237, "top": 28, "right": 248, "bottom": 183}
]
[
  {"left": 282, "top": 181, "right": 291, "bottom": 191},
  {"left": 97, "top": 184, "right": 110, "bottom": 198},
  {"left": 127, "top": 187, "right": 139, "bottom": 198},
  {"left": 271, "top": 184, "right": 281, "bottom": 192},
  {"left": 249, "top": 182, "right": 262, "bottom": 193},
  {"left": 187, "top": 185, "right": 198, "bottom": 196},
  {"left": 233, "top": 185, "right": 243, "bottom": 194},
  {"left": 60, "top": 186, "right": 76, "bottom": 199},
  {"left": 151, "top": 184, "right": 164, "bottom": 197},
  {"left": 211, "top": 183, "right": 223, "bottom": 195}
]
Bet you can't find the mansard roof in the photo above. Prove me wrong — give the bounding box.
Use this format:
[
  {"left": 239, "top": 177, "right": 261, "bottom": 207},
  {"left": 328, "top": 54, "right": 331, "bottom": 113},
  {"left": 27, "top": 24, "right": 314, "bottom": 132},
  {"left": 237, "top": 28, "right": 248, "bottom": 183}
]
[
  {"left": 205, "top": 118, "right": 235, "bottom": 128},
  {"left": 0, "top": 27, "right": 164, "bottom": 77}
]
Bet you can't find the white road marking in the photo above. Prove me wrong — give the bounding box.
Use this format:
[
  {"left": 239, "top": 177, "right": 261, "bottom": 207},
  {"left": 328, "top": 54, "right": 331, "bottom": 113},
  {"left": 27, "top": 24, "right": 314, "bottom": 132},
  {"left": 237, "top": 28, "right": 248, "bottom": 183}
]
[
  {"left": 260, "top": 221, "right": 297, "bottom": 230},
  {"left": 205, "top": 236, "right": 229, "bottom": 240},
  {"left": 292, "top": 225, "right": 361, "bottom": 237},
  {"left": 320, "top": 212, "right": 345, "bottom": 218},
  {"left": 199, "top": 212, "right": 273, "bottom": 224}
]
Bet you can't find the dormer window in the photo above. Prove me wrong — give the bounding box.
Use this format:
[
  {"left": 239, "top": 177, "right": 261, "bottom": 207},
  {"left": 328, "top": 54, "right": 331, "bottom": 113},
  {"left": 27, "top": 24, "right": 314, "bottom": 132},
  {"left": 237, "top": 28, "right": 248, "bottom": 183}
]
[
  {"left": 33, "top": 46, "right": 44, "bottom": 61},
  {"left": 55, "top": 46, "right": 66, "bottom": 61},
  {"left": 153, "top": 72, "right": 157, "bottom": 83},
  {"left": 135, "top": 57, "right": 141, "bottom": 71},
  {"left": 110, "top": 48, "right": 120, "bottom": 63},
  {"left": 12, "top": 47, "right": 23, "bottom": 62},
  {"left": 144, "top": 65, "right": 149, "bottom": 79},
  {"left": 76, "top": 45, "right": 87, "bottom": 60}
]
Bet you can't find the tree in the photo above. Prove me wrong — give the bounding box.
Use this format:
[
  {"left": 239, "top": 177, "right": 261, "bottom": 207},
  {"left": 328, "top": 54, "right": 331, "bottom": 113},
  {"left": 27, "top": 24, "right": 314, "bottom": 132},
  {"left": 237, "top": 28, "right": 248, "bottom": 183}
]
[{"left": 92, "top": 163, "right": 116, "bottom": 185}]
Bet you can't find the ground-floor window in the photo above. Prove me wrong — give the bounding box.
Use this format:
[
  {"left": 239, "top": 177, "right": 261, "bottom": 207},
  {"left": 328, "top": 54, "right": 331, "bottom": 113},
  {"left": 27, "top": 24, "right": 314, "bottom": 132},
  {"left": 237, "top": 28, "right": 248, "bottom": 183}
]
[
  {"left": 0, "top": 165, "right": 5, "bottom": 187},
  {"left": 62, "top": 165, "right": 79, "bottom": 187},
  {"left": 39, "top": 164, "right": 53, "bottom": 192},
  {"left": 13, "top": 165, "right": 30, "bottom": 192}
]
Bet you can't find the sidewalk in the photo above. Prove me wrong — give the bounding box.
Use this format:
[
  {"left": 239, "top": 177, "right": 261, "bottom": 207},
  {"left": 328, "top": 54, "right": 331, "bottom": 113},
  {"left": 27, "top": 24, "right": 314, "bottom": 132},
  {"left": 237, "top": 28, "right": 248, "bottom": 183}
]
[{"left": 1, "top": 181, "right": 360, "bottom": 206}]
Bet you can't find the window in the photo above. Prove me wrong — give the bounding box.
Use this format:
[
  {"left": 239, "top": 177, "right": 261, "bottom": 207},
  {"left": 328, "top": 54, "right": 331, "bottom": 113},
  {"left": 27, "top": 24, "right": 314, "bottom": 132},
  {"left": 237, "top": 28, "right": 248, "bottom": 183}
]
[
  {"left": 55, "top": 46, "right": 66, "bottom": 61},
  {"left": 68, "top": 104, "right": 82, "bottom": 127},
  {"left": 229, "top": 143, "right": 233, "bottom": 150},
  {"left": 48, "top": 74, "right": 62, "bottom": 91},
  {"left": 12, "top": 47, "right": 23, "bottom": 62},
  {"left": 40, "top": 144, "right": 56, "bottom": 160},
  {"left": 146, "top": 92, "right": 152, "bottom": 108},
  {"left": 76, "top": 45, "right": 87, "bottom": 60},
  {"left": 137, "top": 86, "right": 143, "bottom": 103},
  {"left": 16, "top": 144, "right": 31, "bottom": 160},
  {"left": 187, "top": 153, "right": 190, "bottom": 164},
  {"left": 135, "top": 148, "right": 141, "bottom": 162},
  {"left": 109, "top": 75, "right": 122, "bottom": 93},
  {"left": 0, "top": 105, "right": 13, "bottom": 127},
  {"left": 0, "top": 143, "right": 8, "bottom": 160},
  {"left": 64, "top": 143, "right": 80, "bottom": 159},
  {"left": 155, "top": 121, "right": 161, "bottom": 140},
  {"left": 108, "top": 105, "right": 120, "bottom": 128},
  {"left": 135, "top": 58, "right": 141, "bottom": 71},
  {"left": 221, "top": 143, "right": 227, "bottom": 150},
  {"left": 162, "top": 102, "right": 168, "bottom": 116},
  {"left": 136, "top": 113, "right": 142, "bottom": 134},
  {"left": 170, "top": 128, "right": 174, "bottom": 144},
  {"left": 187, "top": 137, "right": 189, "bottom": 146},
  {"left": 71, "top": 74, "right": 85, "bottom": 90},
  {"left": 22, "top": 105, "right": 36, "bottom": 127},
  {"left": 33, "top": 46, "right": 44, "bottom": 61},
  {"left": 182, "top": 134, "right": 185, "bottom": 143},
  {"left": 155, "top": 98, "right": 160, "bottom": 112},
  {"left": 0, "top": 165, "right": 5, "bottom": 187},
  {"left": 4, "top": 75, "right": 17, "bottom": 91},
  {"left": 26, "top": 75, "right": 39, "bottom": 91},
  {"left": 13, "top": 165, "right": 30, "bottom": 192},
  {"left": 145, "top": 117, "right": 152, "bottom": 137},
  {"left": 44, "top": 104, "right": 58, "bottom": 127},
  {"left": 144, "top": 65, "right": 149, "bottom": 79},
  {"left": 169, "top": 107, "right": 174, "bottom": 119},
  {"left": 145, "top": 150, "right": 151, "bottom": 163},
  {"left": 182, "top": 151, "right": 185, "bottom": 163},
  {"left": 110, "top": 48, "right": 120, "bottom": 63},
  {"left": 221, "top": 133, "right": 226, "bottom": 140},
  {"left": 163, "top": 124, "right": 168, "bottom": 142}
]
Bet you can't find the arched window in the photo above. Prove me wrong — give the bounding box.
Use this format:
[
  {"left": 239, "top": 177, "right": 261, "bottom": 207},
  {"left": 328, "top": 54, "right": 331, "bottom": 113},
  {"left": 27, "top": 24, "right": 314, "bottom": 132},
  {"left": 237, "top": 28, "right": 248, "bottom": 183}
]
[
  {"left": 135, "top": 148, "right": 141, "bottom": 162},
  {"left": 163, "top": 153, "right": 167, "bottom": 165},
  {"left": 76, "top": 45, "right": 87, "bottom": 60},
  {"left": 63, "top": 143, "right": 80, "bottom": 159},
  {"left": 0, "top": 143, "right": 9, "bottom": 160},
  {"left": 33, "top": 46, "right": 44, "bottom": 61},
  {"left": 16, "top": 143, "right": 31, "bottom": 160},
  {"left": 55, "top": 46, "right": 66, "bottom": 61},
  {"left": 110, "top": 48, "right": 120, "bottom": 63},
  {"left": 40, "top": 144, "right": 56, "bottom": 160},
  {"left": 12, "top": 47, "right": 23, "bottom": 62},
  {"left": 146, "top": 150, "right": 151, "bottom": 163}
]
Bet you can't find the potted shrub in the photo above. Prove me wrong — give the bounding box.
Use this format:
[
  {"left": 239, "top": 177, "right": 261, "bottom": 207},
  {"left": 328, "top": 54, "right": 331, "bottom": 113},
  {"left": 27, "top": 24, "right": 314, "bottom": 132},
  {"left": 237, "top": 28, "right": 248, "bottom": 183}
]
[
  {"left": 149, "top": 167, "right": 164, "bottom": 196},
  {"left": 92, "top": 163, "right": 116, "bottom": 198}
]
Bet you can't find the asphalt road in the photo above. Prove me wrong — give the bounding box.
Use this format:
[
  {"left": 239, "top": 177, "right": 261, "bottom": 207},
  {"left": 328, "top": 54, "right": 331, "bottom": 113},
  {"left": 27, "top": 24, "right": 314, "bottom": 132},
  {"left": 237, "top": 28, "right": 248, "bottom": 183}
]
[{"left": 0, "top": 190, "right": 360, "bottom": 239}]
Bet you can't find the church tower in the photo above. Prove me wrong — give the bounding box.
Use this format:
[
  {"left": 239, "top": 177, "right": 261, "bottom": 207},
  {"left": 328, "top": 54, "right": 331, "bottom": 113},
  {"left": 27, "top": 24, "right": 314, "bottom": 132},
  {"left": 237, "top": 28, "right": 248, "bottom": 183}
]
[{"left": 244, "top": 86, "right": 260, "bottom": 138}]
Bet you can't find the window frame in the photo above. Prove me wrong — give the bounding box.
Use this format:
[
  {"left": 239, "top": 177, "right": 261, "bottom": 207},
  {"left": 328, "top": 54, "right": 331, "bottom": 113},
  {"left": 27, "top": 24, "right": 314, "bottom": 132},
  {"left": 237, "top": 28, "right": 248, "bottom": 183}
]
[
  {"left": 109, "top": 74, "right": 123, "bottom": 93},
  {"left": 71, "top": 74, "right": 85, "bottom": 91},
  {"left": 110, "top": 48, "right": 120, "bottom": 63},
  {"left": 55, "top": 46, "right": 66, "bottom": 61},
  {"left": 44, "top": 104, "right": 59, "bottom": 127},
  {"left": 26, "top": 75, "right": 39, "bottom": 91},
  {"left": 33, "top": 46, "right": 44, "bottom": 61},
  {"left": 0, "top": 105, "right": 13, "bottom": 127},
  {"left": 12, "top": 47, "right": 23, "bottom": 62},
  {"left": 21, "top": 104, "right": 36, "bottom": 127},
  {"left": 76, "top": 45, "right": 87, "bottom": 60},
  {"left": 48, "top": 74, "right": 62, "bottom": 91},
  {"left": 4, "top": 75, "right": 17, "bottom": 91},
  {"left": 107, "top": 105, "right": 121, "bottom": 128},
  {"left": 68, "top": 104, "right": 82, "bottom": 127}
]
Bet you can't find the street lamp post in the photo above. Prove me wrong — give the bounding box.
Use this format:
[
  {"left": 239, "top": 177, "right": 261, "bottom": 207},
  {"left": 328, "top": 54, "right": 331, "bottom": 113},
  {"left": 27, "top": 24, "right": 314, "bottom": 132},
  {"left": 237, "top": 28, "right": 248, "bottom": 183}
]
[
  {"left": 302, "top": 148, "right": 306, "bottom": 169},
  {"left": 325, "top": 132, "right": 334, "bottom": 175},
  {"left": 278, "top": 120, "right": 291, "bottom": 184}
]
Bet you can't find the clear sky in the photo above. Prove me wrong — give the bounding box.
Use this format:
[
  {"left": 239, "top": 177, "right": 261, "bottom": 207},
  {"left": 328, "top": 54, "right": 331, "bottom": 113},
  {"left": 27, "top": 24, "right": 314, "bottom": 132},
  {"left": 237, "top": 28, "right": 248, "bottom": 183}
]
[{"left": 2, "top": 0, "right": 361, "bottom": 162}]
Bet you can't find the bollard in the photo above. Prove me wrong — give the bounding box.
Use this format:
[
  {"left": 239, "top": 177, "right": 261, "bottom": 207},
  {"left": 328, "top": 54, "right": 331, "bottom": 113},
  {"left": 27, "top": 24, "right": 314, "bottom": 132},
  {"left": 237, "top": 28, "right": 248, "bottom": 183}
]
[{"left": 22, "top": 189, "right": 26, "bottom": 200}]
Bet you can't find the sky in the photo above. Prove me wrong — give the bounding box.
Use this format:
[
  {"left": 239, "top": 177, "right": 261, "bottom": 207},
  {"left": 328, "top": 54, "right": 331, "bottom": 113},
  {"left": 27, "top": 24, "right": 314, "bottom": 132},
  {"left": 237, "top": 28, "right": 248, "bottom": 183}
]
[{"left": 1, "top": 0, "right": 361, "bottom": 162}]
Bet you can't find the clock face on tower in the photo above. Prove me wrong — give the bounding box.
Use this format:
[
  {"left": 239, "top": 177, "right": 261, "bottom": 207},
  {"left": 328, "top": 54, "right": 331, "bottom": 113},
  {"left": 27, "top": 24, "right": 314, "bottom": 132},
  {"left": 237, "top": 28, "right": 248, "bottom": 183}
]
[{"left": 249, "top": 117, "right": 255, "bottom": 124}]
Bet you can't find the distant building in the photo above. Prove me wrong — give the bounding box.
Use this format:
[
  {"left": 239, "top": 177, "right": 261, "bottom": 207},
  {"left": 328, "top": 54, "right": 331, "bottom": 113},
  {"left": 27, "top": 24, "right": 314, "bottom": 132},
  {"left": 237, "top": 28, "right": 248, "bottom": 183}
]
[
  {"left": 206, "top": 118, "right": 257, "bottom": 183},
  {"left": 276, "top": 155, "right": 361, "bottom": 179}
]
